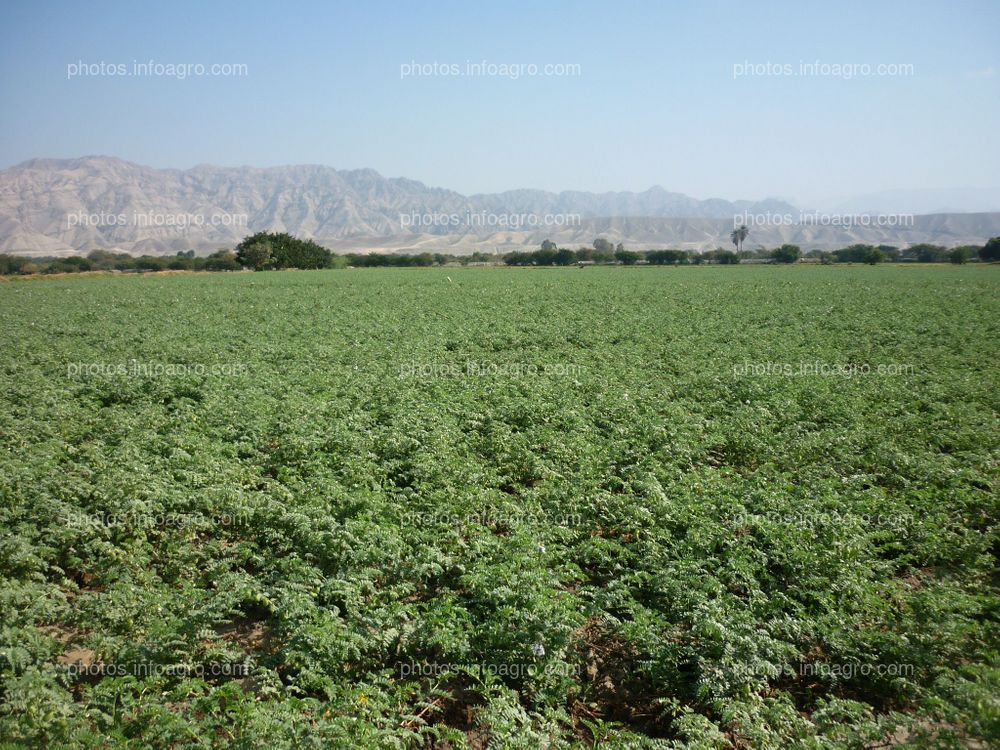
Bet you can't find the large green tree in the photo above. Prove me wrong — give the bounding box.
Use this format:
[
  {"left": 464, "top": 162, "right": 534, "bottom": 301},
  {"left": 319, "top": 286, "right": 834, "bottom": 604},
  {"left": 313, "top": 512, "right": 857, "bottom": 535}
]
[
  {"left": 865, "top": 247, "right": 886, "bottom": 265},
  {"left": 593, "top": 238, "right": 615, "bottom": 254},
  {"left": 771, "top": 244, "right": 801, "bottom": 263},
  {"left": 240, "top": 239, "right": 274, "bottom": 271},
  {"left": 553, "top": 248, "right": 577, "bottom": 265},
  {"left": 981, "top": 236, "right": 1000, "bottom": 262},
  {"left": 236, "top": 232, "right": 332, "bottom": 270},
  {"left": 908, "top": 244, "right": 947, "bottom": 263},
  {"left": 615, "top": 248, "right": 641, "bottom": 265}
]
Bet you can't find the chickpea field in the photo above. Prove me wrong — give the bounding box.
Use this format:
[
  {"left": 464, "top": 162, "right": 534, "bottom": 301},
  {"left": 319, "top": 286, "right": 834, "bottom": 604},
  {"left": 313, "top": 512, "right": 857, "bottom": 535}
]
[{"left": 1, "top": 265, "right": 998, "bottom": 749}]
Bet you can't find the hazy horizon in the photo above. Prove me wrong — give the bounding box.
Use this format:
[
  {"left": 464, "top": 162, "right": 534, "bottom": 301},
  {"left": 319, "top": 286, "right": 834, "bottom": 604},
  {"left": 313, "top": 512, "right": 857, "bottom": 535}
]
[{"left": 2, "top": 0, "right": 998, "bottom": 211}]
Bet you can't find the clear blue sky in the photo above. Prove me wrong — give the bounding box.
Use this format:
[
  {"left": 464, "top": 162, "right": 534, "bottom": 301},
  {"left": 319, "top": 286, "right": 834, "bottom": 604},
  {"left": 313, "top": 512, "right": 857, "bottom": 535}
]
[{"left": 1, "top": 0, "right": 997, "bottom": 207}]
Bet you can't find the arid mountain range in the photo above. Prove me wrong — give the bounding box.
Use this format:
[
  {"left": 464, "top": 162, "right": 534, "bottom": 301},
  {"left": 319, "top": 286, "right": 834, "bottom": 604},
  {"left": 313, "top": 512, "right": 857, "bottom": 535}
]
[{"left": 2, "top": 156, "right": 998, "bottom": 256}]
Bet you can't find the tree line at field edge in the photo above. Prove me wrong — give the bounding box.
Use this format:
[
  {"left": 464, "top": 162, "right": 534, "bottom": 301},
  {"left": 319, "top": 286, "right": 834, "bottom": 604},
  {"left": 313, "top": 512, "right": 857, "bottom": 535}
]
[{"left": 2, "top": 232, "right": 998, "bottom": 276}]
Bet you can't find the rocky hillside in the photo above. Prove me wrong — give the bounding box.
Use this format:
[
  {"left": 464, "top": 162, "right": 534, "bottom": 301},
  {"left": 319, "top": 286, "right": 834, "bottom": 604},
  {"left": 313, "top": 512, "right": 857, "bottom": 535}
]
[{"left": 2, "top": 156, "right": 998, "bottom": 255}]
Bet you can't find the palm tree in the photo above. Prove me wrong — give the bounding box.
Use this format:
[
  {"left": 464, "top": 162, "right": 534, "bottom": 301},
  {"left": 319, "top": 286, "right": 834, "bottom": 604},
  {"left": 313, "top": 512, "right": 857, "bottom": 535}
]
[{"left": 730, "top": 224, "right": 750, "bottom": 253}]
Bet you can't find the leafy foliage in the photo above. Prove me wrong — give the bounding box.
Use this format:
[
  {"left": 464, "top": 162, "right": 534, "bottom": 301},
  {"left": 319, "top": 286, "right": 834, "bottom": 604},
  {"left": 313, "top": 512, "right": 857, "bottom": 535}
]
[
  {"left": 0, "top": 265, "right": 997, "bottom": 748},
  {"left": 236, "top": 232, "right": 331, "bottom": 270}
]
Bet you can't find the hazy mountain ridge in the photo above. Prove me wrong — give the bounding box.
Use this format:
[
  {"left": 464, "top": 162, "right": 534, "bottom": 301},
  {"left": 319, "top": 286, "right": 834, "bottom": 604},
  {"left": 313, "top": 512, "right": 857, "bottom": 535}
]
[
  {"left": 832, "top": 187, "right": 1000, "bottom": 215},
  {"left": 2, "top": 156, "right": 998, "bottom": 256}
]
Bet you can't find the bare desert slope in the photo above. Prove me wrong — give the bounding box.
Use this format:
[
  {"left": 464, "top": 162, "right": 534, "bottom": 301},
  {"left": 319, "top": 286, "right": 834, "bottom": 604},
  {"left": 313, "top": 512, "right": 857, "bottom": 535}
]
[{"left": 2, "top": 156, "right": 997, "bottom": 256}]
